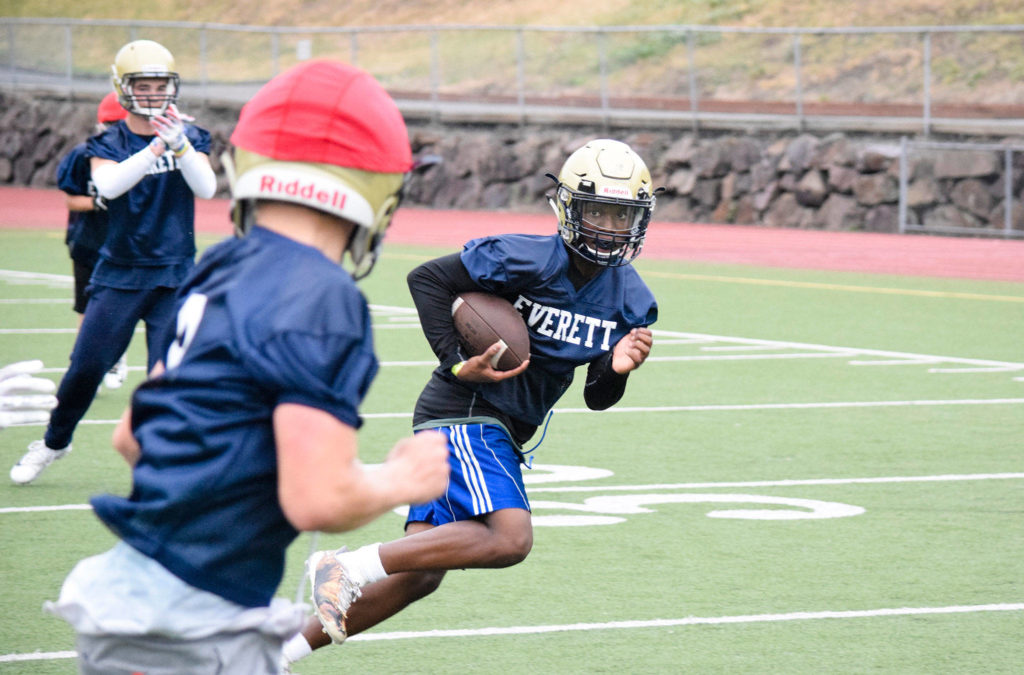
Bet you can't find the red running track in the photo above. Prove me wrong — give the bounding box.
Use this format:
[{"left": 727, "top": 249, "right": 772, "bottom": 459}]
[{"left": 2, "top": 186, "right": 1022, "bottom": 282}]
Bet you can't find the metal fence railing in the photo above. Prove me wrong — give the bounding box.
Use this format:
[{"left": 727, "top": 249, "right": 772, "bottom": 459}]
[{"left": 3, "top": 18, "right": 1024, "bottom": 135}]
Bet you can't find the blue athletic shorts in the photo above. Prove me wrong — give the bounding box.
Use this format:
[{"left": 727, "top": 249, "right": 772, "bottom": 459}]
[{"left": 406, "top": 424, "right": 530, "bottom": 527}]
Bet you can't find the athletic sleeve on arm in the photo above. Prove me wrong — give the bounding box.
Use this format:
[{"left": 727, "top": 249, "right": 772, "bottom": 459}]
[
  {"left": 176, "top": 125, "right": 216, "bottom": 199},
  {"left": 176, "top": 148, "right": 217, "bottom": 199},
  {"left": 91, "top": 144, "right": 160, "bottom": 199},
  {"left": 583, "top": 350, "right": 629, "bottom": 410},
  {"left": 407, "top": 252, "right": 484, "bottom": 371}
]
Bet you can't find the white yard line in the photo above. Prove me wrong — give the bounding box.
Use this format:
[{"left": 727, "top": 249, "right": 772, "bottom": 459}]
[
  {"left": 4, "top": 396, "right": 1008, "bottom": 428},
  {"left": 2, "top": 297, "right": 1021, "bottom": 374},
  {"left": 527, "top": 472, "right": 1024, "bottom": 493},
  {"left": 4, "top": 602, "right": 1022, "bottom": 662},
  {"left": 700, "top": 344, "right": 790, "bottom": 351},
  {"left": 648, "top": 352, "right": 859, "bottom": 362},
  {"left": 6, "top": 397, "right": 1009, "bottom": 429},
  {"left": 0, "top": 328, "right": 82, "bottom": 334},
  {"left": 0, "top": 270, "right": 72, "bottom": 286},
  {"left": 350, "top": 603, "right": 1024, "bottom": 642},
  {"left": 653, "top": 329, "right": 1024, "bottom": 373},
  {"left": 4, "top": 472, "right": 1021, "bottom": 514},
  {"left": 550, "top": 398, "right": 1024, "bottom": 415},
  {"left": 0, "top": 504, "right": 93, "bottom": 514}
]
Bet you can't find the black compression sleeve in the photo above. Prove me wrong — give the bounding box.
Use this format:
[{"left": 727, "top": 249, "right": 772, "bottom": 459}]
[
  {"left": 406, "top": 252, "right": 484, "bottom": 371},
  {"left": 583, "top": 350, "right": 629, "bottom": 410}
]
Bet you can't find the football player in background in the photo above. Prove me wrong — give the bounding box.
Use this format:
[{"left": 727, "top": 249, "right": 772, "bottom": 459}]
[
  {"left": 284, "top": 138, "right": 657, "bottom": 667},
  {"left": 11, "top": 39, "right": 217, "bottom": 484},
  {"left": 54, "top": 92, "right": 129, "bottom": 390},
  {"left": 45, "top": 59, "right": 450, "bottom": 674}
]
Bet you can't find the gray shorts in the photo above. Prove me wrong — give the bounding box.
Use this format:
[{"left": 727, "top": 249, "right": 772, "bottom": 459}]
[{"left": 76, "top": 630, "right": 282, "bottom": 675}]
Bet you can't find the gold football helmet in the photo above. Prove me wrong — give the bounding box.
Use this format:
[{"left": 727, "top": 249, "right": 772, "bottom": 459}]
[
  {"left": 549, "top": 139, "right": 655, "bottom": 267},
  {"left": 111, "top": 40, "right": 180, "bottom": 117}
]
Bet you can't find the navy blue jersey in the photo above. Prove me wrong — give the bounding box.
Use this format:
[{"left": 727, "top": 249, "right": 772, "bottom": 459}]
[
  {"left": 459, "top": 234, "right": 657, "bottom": 425},
  {"left": 86, "top": 120, "right": 211, "bottom": 287},
  {"left": 91, "top": 226, "right": 379, "bottom": 608},
  {"left": 56, "top": 142, "right": 108, "bottom": 260}
]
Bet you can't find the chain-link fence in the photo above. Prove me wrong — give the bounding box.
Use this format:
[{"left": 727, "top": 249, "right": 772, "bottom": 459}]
[{"left": 4, "top": 18, "right": 1024, "bottom": 135}]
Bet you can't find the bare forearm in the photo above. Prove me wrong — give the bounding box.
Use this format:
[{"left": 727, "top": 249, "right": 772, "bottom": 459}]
[
  {"left": 111, "top": 406, "right": 140, "bottom": 466},
  {"left": 276, "top": 406, "right": 448, "bottom": 532},
  {"left": 177, "top": 149, "right": 217, "bottom": 199},
  {"left": 112, "top": 362, "right": 163, "bottom": 467},
  {"left": 314, "top": 464, "right": 424, "bottom": 533},
  {"left": 65, "top": 195, "right": 95, "bottom": 212}
]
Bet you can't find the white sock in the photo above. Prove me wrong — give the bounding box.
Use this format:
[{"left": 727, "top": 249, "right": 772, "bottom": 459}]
[
  {"left": 337, "top": 542, "right": 387, "bottom": 587},
  {"left": 282, "top": 632, "right": 312, "bottom": 664}
]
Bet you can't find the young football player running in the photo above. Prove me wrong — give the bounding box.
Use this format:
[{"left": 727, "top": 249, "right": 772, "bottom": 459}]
[
  {"left": 45, "top": 59, "right": 450, "bottom": 674},
  {"left": 283, "top": 138, "right": 657, "bottom": 667},
  {"left": 11, "top": 39, "right": 217, "bottom": 484},
  {"left": 55, "top": 92, "right": 129, "bottom": 390}
]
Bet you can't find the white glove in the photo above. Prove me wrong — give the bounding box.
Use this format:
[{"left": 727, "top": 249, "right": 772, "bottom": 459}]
[
  {"left": 151, "top": 104, "right": 189, "bottom": 155},
  {"left": 0, "top": 360, "right": 57, "bottom": 428}
]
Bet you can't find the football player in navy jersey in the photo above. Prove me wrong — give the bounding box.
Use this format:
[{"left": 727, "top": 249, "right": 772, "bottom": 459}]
[
  {"left": 284, "top": 139, "right": 657, "bottom": 666},
  {"left": 11, "top": 39, "right": 217, "bottom": 485},
  {"left": 45, "top": 60, "right": 449, "bottom": 674},
  {"left": 55, "top": 92, "right": 129, "bottom": 389}
]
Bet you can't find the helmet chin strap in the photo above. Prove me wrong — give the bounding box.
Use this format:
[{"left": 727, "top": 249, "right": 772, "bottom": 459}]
[{"left": 220, "top": 151, "right": 257, "bottom": 238}]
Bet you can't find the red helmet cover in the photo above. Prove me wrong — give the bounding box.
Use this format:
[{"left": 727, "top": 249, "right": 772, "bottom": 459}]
[
  {"left": 97, "top": 91, "right": 128, "bottom": 124},
  {"left": 230, "top": 60, "right": 412, "bottom": 174}
]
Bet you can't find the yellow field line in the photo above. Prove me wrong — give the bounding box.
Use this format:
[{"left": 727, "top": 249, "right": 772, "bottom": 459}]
[{"left": 644, "top": 271, "right": 1024, "bottom": 303}]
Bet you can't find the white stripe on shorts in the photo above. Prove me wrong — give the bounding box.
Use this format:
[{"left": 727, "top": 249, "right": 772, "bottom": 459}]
[{"left": 450, "top": 425, "right": 493, "bottom": 515}]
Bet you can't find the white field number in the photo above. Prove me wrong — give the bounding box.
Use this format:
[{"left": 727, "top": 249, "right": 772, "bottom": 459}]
[{"left": 394, "top": 463, "right": 865, "bottom": 526}]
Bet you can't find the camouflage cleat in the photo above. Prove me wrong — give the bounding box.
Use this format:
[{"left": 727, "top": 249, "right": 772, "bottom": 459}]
[{"left": 307, "top": 548, "right": 362, "bottom": 644}]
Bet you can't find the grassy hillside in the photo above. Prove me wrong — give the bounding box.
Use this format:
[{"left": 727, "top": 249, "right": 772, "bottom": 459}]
[
  {"left": 3, "top": 0, "right": 1023, "bottom": 29},
  {"left": 3, "top": 1, "right": 1024, "bottom": 105}
]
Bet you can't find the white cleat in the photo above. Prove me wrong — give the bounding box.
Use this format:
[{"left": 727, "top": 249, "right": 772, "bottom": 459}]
[
  {"left": 10, "top": 439, "right": 70, "bottom": 485},
  {"left": 307, "top": 548, "right": 361, "bottom": 644},
  {"left": 103, "top": 355, "right": 128, "bottom": 390}
]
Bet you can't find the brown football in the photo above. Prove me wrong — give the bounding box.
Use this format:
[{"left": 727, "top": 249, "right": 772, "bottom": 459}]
[{"left": 451, "top": 292, "right": 530, "bottom": 371}]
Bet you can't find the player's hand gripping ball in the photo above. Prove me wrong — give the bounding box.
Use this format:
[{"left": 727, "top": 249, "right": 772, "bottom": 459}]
[{"left": 451, "top": 292, "right": 530, "bottom": 371}]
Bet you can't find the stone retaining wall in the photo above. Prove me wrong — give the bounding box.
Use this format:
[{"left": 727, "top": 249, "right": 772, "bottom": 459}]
[{"left": 3, "top": 91, "right": 1022, "bottom": 234}]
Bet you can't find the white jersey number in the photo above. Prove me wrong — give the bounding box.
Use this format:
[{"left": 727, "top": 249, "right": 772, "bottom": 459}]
[{"left": 165, "top": 293, "right": 208, "bottom": 370}]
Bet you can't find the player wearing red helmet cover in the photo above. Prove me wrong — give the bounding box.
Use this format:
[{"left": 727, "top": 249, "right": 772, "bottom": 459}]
[
  {"left": 45, "top": 60, "right": 449, "bottom": 674},
  {"left": 96, "top": 91, "right": 129, "bottom": 127}
]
